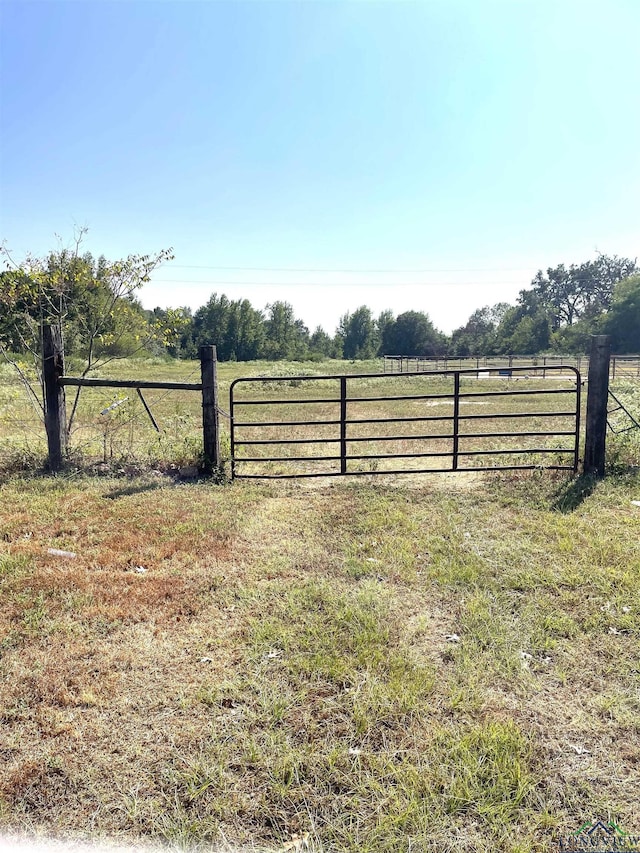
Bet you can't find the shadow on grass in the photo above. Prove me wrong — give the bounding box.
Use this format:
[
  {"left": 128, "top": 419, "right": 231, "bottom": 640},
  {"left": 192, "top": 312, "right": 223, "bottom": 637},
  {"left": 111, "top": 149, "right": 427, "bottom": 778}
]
[
  {"left": 104, "top": 480, "right": 166, "bottom": 500},
  {"left": 551, "top": 474, "right": 598, "bottom": 513}
]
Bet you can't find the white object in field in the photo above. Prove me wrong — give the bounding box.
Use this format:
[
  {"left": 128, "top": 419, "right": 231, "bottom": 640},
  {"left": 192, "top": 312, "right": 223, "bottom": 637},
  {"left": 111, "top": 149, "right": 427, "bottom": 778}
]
[{"left": 100, "top": 397, "right": 129, "bottom": 415}]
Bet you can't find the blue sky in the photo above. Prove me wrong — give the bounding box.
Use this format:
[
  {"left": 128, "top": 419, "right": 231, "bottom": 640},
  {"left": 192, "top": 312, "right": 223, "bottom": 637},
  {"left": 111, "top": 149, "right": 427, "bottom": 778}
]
[{"left": 1, "top": 0, "right": 639, "bottom": 334}]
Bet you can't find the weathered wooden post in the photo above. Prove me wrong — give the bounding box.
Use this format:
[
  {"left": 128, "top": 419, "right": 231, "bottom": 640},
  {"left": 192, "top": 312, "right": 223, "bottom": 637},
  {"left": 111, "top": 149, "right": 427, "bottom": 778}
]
[
  {"left": 200, "top": 344, "right": 221, "bottom": 474},
  {"left": 42, "top": 324, "right": 67, "bottom": 471},
  {"left": 583, "top": 335, "right": 611, "bottom": 477}
]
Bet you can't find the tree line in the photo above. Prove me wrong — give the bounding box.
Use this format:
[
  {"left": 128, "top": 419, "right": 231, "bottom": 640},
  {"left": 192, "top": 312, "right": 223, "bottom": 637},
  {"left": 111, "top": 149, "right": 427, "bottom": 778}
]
[
  {"left": 1, "top": 240, "right": 639, "bottom": 368},
  {"left": 154, "top": 252, "right": 640, "bottom": 359},
  {"left": 162, "top": 297, "right": 449, "bottom": 362}
]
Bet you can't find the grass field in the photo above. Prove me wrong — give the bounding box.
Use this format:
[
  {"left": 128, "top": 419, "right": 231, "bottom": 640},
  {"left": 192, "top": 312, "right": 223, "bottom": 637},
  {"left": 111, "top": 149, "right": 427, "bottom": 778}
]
[{"left": 1, "top": 358, "right": 640, "bottom": 852}]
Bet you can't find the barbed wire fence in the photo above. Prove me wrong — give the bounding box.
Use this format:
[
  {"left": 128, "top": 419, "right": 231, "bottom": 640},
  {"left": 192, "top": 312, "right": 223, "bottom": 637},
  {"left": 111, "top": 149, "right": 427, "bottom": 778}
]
[
  {"left": 65, "top": 372, "right": 203, "bottom": 469},
  {"left": 1, "top": 348, "right": 229, "bottom": 474}
]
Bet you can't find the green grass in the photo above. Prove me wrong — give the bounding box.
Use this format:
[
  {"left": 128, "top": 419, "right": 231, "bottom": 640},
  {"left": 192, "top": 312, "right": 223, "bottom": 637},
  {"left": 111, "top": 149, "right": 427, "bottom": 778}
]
[{"left": 1, "top": 468, "right": 640, "bottom": 851}]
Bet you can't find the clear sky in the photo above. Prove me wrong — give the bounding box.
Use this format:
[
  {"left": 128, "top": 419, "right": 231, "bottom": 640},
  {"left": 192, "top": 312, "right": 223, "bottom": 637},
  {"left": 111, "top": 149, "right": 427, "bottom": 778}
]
[{"left": 1, "top": 0, "right": 638, "bottom": 335}]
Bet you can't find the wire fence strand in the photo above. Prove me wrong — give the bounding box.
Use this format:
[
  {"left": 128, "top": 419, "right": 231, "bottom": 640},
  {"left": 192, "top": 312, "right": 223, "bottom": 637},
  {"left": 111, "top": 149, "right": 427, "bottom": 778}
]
[{"left": 0, "top": 362, "right": 211, "bottom": 469}]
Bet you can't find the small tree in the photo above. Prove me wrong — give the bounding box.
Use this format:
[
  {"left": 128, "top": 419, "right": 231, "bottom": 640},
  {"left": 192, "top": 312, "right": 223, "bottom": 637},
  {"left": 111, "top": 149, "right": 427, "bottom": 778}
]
[
  {"left": 375, "top": 310, "right": 395, "bottom": 356},
  {"left": 0, "top": 229, "right": 177, "bottom": 431},
  {"left": 494, "top": 291, "right": 551, "bottom": 354},
  {"left": 449, "top": 303, "right": 509, "bottom": 356}
]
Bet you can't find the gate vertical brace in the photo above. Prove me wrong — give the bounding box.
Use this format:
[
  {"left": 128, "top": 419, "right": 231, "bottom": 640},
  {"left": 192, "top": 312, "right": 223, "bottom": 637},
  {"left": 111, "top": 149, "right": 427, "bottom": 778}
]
[
  {"left": 200, "top": 345, "right": 221, "bottom": 475},
  {"left": 229, "top": 383, "right": 236, "bottom": 481},
  {"left": 573, "top": 371, "right": 582, "bottom": 473},
  {"left": 452, "top": 371, "right": 460, "bottom": 471},
  {"left": 583, "top": 335, "right": 611, "bottom": 477},
  {"left": 42, "top": 324, "right": 67, "bottom": 471},
  {"left": 340, "top": 376, "right": 347, "bottom": 475}
]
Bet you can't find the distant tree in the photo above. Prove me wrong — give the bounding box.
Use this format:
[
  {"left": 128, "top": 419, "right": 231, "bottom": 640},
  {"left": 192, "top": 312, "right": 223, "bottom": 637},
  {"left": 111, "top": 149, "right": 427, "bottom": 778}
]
[
  {"left": 309, "top": 326, "right": 335, "bottom": 358},
  {"left": 263, "top": 301, "right": 309, "bottom": 360},
  {"left": 490, "top": 253, "right": 637, "bottom": 355},
  {"left": 381, "top": 311, "right": 446, "bottom": 356},
  {"left": 494, "top": 291, "right": 551, "bottom": 354},
  {"left": 192, "top": 293, "right": 233, "bottom": 358},
  {"left": 508, "top": 313, "right": 552, "bottom": 354},
  {"left": 232, "top": 299, "right": 266, "bottom": 361},
  {"left": 449, "top": 303, "right": 509, "bottom": 356},
  {"left": 331, "top": 332, "right": 344, "bottom": 359},
  {"left": 292, "top": 318, "right": 311, "bottom": 360},
  {"left": 550, "top": 316, "right": 598, "bottom": 354},
  {"left": 531, "top": 254, "right": 637, "bottom": 329},
  {"left": 172, "top": 306, "right": 195, "bottom": 358},
  {"left": 338, "top": 306, "right": 379, "bottom": 359},
  {"left": 601, "top": 274, "right": 640, "bottom": 353},
  {"left": 375, "top": 309, "right": 395, "bottom": 356},
  {"left": 192, "top": 294, "right": 266, "bottom": 361}
]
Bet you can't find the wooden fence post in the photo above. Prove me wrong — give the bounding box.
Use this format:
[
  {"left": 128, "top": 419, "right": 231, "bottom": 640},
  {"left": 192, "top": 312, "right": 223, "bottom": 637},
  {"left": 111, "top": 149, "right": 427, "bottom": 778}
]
[
  {"left": 583, "top": 335, "right": 611, "bottom": 477},
  {"left": 42, "top": 324, "right": 67, "bottom": 471},
  {"left": 200, "top": 345, "right": 221, "bottom": 474}
]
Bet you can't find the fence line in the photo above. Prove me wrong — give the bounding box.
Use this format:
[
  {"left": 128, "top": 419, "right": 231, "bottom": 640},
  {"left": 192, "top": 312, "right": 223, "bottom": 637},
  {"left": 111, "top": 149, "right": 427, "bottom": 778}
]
[
  {"left": 0, "top": 333, "right": 620, "bottom": 476},
  {"left": 36, "top": 327, "right": 222, "bottom": 473},
  {"left": 383, "top": 354, "right": 640, "bottom": 379}
]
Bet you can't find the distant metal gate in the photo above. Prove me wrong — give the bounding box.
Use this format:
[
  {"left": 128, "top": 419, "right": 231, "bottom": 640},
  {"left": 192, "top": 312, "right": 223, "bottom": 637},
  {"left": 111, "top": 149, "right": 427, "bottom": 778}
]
[{"left": 229, "top": 365, "right": 581, "bottom": 480}]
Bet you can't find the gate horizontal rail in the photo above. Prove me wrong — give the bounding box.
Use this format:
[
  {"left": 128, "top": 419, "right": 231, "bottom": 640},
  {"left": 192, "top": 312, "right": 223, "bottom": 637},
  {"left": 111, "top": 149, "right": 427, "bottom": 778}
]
[
  {"left": 230, "top": 365, "right": 581, "bottom": 479},
  {"left": 60, "top": 377, "right": 203, "bottom": 391}
]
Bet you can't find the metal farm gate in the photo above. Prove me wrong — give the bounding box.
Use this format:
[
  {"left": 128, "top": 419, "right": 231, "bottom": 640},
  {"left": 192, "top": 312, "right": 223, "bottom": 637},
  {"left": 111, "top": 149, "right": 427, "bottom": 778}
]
[{"left": 229, "top": 365, "right": 581, "bottom": 480}]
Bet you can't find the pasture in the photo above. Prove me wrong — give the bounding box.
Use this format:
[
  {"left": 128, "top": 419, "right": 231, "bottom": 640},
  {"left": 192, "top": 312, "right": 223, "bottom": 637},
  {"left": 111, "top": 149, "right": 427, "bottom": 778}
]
[{"left": 1, "top": 357, "right": 640, "bottom": 852}]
